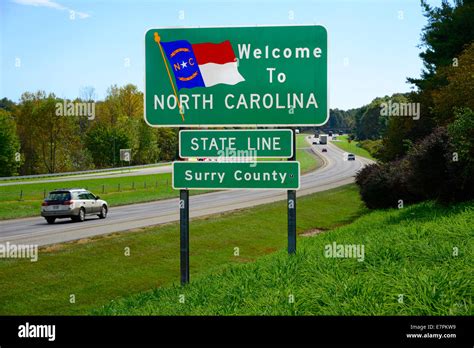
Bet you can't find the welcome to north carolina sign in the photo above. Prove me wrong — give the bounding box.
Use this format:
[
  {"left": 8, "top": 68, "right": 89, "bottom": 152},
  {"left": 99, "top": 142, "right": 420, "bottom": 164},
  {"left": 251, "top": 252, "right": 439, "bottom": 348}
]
[{"left": 144, "top": 25, "right": 328, "bottom": 127}]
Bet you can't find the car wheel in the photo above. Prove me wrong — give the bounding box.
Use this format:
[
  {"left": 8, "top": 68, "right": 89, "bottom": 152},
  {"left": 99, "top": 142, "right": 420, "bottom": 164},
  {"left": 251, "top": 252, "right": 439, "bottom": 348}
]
[
  {"left": 45, "top": 217, "right": 56, "bottom": 224},
  {"left": 98, "top": 205, "right": 107, "bottom": 219},
  {"left": 73, "top": 207, "right": 86, "bottom": 222}
]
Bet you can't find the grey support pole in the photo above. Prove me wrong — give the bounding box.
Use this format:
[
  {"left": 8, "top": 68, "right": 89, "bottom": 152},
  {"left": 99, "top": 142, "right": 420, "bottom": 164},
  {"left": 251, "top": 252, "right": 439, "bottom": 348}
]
[
  {"left": 288, "top": 128, "right": 297, "bottom": 254},
  {"left": 178, "top": 127, "right": 190, "bottom": 285},
  {"left": 180, "top": 189, "right": 190, "bottom": 285}
]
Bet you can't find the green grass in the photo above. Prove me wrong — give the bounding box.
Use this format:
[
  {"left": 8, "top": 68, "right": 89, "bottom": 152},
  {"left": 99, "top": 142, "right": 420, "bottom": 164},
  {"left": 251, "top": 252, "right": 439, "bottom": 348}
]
[
  {"left": 297, "top": 149, "right": 319, "bottom": 173},
  {"left": 295, "top": 134, "right": 319, "bottom": 173},
  {"left": 296, "top": 133, "right": 311, "bottom": 148},
  {"left": 0, "top": 184, "right": 365, "bottom": 315},
  {"left": 98, "top": 200, "right": 473, "bottom": 316},
  {"left": 331, "top": 135, "right": 375, "bottom": 160}
]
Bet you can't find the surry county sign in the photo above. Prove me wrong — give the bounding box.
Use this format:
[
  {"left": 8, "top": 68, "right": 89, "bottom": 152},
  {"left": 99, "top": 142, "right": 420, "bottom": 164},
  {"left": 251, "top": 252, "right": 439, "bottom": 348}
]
[{"left": 145, "top": 25, "right": 328, "bottom": 126}]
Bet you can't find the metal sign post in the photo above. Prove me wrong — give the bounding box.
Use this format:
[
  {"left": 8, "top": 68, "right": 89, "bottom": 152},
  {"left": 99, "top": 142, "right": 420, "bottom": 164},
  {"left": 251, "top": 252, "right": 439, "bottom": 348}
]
[
  {"left": 178, "top": 126, "right": 190, "bottom": 286},
  {"left": 179, "top": 189, "right": 190, "bottom": 285},
  {"left": 288, "top": 129, "right": 297, "bottom": 254}
]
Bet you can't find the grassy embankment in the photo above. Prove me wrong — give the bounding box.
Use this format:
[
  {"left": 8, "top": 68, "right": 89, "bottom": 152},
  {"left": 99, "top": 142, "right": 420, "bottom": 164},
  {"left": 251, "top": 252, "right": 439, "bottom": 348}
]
[
  {"left": 0, "top": 184, "right": 365, "bottom": 315},
  {"left": 98, "top": 199, "right": 473, "bottom": 315}
]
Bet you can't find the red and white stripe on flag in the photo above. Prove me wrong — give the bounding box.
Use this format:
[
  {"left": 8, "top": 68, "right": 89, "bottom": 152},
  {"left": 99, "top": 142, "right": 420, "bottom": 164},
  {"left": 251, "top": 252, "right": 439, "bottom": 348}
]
[{"left": 192, "top": 40, "right": 245, "bottom": 87}]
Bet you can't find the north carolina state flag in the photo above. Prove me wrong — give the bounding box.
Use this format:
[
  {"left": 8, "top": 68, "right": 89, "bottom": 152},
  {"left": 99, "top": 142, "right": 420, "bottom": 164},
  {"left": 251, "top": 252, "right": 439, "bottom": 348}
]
[{"left": 161, "top": 39, "right": 245, "bottom": 90}]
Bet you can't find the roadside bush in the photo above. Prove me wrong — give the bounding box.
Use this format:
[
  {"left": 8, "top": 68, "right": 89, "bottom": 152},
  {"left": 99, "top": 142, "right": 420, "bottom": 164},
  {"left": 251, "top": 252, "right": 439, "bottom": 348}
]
[
  {"left": 359, "top": 139, "right": 383, "bottom": 159},
  {"left": 356, "top": 126, "right": 474, "bottom": 209},
  {"left": 405, "top": 127, "right": 460, "bottom": 202},
  {"left": 448, "top": 108, "right": 474, "bottom": 168},
  {"left": 355, "top": 160, "right": 420, "bottom": 209}
]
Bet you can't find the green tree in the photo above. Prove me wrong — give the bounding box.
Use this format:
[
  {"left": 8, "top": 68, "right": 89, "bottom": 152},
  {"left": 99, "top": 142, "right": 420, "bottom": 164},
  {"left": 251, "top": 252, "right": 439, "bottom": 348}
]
[
  {"left": 134, "top": 120, "right": 159, "bottom": 164},
  {"left": 432, "top": 42, "right": 474, "bottom": 124},
  {"left": 409, "top": 0, "right": 474, "bottom": 90},
  {"left": 0, "top": 110, "right": 21, "bottom": 176},
  {"left": 15, "top": 91, "right": 51, "bottom": 174},
  {"left": 85, "top": 124, "right": 132, "bottom": 167},
  {"left": 156, "top": 128, "right": 178, "bottom": 161},
  {"left": 0, "top": 98, "right": 16, "bottom": 112},
  {"left": 448, "top": 107, "right": 474, "bottom": 167}
]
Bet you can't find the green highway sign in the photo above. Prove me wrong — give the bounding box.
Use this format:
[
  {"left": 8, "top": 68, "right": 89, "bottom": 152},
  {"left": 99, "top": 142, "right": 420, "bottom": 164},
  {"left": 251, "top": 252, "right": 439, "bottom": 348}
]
[
  {"left": 173, "top": 161, "right": 300, "bottom": 190},
  {"left": 145, "top": 25, "right": 328, "bottom": 127},
  {"left": 179, "top": 129, "right": 293, "bottom": 158}
]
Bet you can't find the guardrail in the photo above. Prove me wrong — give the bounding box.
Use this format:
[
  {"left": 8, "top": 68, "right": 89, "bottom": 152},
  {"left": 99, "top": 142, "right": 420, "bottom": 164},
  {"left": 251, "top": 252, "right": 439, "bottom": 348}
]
[{"left": 0, "top": 162, "right": 172, "bottom": 182}]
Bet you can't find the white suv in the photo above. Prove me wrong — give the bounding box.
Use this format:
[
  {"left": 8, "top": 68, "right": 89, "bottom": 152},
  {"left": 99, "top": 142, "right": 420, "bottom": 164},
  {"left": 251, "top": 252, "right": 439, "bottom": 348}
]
[{"left": 41, "top": 189, "right": 108, "bottom": 224}]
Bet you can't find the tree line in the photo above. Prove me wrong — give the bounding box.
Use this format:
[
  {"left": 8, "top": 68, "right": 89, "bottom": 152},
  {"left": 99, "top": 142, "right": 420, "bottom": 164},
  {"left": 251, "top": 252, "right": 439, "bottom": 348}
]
[
  {"left": 355, "top": 0, "right": 474, "bottom": 208},
  {"left": 0, "top": 85, "right": 178, "bottom": 176}
]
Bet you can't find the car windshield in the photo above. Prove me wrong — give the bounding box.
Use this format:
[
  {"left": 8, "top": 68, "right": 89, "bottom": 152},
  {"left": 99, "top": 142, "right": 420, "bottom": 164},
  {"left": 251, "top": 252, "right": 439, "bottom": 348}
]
[{"left": 46, "top": 192, "right": 71, "bottom": 201}]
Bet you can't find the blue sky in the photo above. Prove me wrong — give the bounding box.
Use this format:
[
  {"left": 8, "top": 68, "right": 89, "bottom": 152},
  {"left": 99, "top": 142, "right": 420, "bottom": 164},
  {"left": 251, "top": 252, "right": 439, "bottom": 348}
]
[{"left": 1, "top": 0, "right": 441, "bottom": 110}]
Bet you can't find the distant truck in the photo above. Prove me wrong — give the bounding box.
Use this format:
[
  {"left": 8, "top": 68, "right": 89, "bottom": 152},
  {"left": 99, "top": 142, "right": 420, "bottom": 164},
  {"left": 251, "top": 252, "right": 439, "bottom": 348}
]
[{"left": 319, "top": 134, "right": 328, "bottom": 145}]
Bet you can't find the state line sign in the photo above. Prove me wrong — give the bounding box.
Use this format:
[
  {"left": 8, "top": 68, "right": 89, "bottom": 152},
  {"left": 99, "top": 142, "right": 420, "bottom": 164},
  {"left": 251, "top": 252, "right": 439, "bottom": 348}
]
[
  {"left": 173, "top": 161, "right": 300, "bottom": 190},
  {"left": 145, "top": 24, "right": 328, "bottom": 127},
  {"left": 179, "top": 129, "right": 293, "bottom": 158}
]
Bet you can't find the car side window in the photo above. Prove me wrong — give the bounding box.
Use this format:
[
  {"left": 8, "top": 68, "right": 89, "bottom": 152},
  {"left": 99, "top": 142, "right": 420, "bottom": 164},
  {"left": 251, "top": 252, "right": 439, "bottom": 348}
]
[
  {"left": 78, "top": 193, "right": 89, "bottom": 200},
  {"left": 87, "top": 193, "right": 96, "bottom": 200}
]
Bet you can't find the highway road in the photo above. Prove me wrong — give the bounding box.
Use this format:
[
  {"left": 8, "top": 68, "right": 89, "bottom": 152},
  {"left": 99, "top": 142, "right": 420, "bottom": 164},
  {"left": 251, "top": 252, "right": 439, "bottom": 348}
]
[{"left": 0, "top": 136, "right": 374, "bottom": 246}]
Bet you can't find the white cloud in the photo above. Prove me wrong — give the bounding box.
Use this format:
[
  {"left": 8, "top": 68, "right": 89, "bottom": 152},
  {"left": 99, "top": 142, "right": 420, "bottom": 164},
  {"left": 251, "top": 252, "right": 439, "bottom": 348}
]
[{"left": 12, "top": 0, "right": 91, "bottom": 19}]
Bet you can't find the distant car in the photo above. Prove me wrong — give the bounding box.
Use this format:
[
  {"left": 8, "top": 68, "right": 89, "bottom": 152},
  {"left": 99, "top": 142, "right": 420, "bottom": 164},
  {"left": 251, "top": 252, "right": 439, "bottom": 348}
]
[
  {"left": 346, "top": 153, "right": 356, "bottom": 161},
  {"left": 41, "top": 189, "right": 108, "bottom": 224},
  {"left": 322, "top": 148, "right": 328, "bottom": 153}
]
